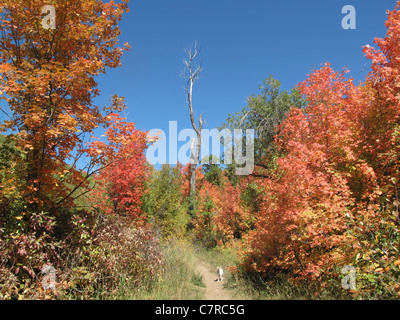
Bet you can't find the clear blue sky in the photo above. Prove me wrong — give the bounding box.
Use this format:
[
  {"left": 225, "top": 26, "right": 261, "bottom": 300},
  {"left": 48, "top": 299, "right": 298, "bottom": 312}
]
[{"left": 96, "top": 0, "right": 395, "bottom": 140}]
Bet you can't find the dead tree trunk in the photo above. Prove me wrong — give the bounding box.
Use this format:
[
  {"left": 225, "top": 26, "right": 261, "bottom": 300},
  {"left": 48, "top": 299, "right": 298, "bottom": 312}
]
[{"left": 182, "top": 42, "right": 203, "bottom": 198}]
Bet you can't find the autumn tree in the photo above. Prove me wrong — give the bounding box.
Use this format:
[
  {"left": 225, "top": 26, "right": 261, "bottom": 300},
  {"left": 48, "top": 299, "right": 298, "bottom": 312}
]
[
  {"left": 89, "top": 113, "right": 150, "bottom": 223},
  {"left": 239, "top": 3, "right": 400, "bottom": 298},
  {"left": 0, "top": 0, "right": 130, "bottom": 212},
  {"left": 0, "top": 1, "right": 166, "bottom": 299},
  {"left": 193, "top": 174, "right": 252, "bottom": 248}
]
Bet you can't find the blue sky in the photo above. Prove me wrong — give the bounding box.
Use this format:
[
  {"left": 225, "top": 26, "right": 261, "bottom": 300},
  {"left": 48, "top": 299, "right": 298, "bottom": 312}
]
[{"left": 96, "top": 0, "right": 395, "bottom": 139}]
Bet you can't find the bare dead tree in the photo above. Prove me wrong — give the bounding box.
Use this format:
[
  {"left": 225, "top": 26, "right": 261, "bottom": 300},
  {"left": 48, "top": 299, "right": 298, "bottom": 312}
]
[{"left": 181, "top": 42, "right": 203, "bottom": 198}]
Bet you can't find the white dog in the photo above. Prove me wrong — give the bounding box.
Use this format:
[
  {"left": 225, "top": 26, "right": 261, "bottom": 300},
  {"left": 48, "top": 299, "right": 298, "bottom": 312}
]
[{"left": 217, "top": 267, "right": 223, "bottom": 282}]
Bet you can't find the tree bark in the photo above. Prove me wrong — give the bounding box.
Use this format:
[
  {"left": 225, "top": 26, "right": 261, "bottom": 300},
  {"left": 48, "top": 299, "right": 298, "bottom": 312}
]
[{"left": 182, "top": 42, "right": 203, "bottom": 198}]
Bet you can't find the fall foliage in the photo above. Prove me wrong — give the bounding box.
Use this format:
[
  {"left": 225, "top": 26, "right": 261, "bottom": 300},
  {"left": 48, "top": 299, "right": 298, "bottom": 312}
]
[
  {"left": 0, "top": 0, "right": 130, "bottom": 210},
  {"left": 0, "top": 0, "right": 162, "bottom": 300},
  {"left": 89, "top": 112, "right": 150, "bottom": 223},
  {"left": 236, "top": 3, "right": 400, "bottom": 298},
  {"left": 0, "top": 0, "right": 400, "bottom": 301}
]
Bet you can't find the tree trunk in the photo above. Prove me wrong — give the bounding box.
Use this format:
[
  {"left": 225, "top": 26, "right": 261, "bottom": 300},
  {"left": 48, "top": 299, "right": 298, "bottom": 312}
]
[{"left": 182, "top": 42, "right": 203, "bottom": 199}]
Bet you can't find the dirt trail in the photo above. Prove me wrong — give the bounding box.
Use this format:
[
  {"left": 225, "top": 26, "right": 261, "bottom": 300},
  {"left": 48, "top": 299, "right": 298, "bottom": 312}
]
[{"left": 196, "top": 260, "right": 232, "bottom": 300}]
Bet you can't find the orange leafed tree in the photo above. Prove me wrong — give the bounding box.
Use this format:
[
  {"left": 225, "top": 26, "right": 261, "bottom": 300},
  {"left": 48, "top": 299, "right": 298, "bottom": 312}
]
[
  {"left": 193, "top": 175, "right": 252, "bottom": 246},
  {"left": 0, "top": 0, "right": 130, "bottom": 211}
]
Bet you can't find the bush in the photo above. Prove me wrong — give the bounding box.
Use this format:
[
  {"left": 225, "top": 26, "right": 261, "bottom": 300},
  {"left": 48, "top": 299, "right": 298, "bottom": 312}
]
[
  {"left": 89, "top": 215, "right": 165, "bottom": 298},
  {"left": 346, "top": 203, "right": 400, "bottom": 299},
  {"left": 0, "top": 208, "right": 165, "bottom": 299}
]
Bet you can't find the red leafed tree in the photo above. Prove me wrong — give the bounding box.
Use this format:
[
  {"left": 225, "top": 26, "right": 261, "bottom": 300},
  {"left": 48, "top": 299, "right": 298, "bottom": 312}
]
[
  {"left": 194, "top": 175, "right": 251, "bottom": 246},
  {"left": 212, "top": 177, "right": 251, "bottom": 244},
  {"left": 89, "top": 113, "right": 150, "bottom": 223},
  {"left": 240, "top": 65, "right": 358, "bottom": 279},
  {"left": 179, "top": 162, "right": 204, "bottom": 199},
  {"left": 240, "top": 2, "right": 400, "bottom": 286}
]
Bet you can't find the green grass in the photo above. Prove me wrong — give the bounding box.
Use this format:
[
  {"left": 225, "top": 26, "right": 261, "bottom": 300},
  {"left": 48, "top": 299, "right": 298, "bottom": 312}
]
[
  {"left": 116, "top": 239, "right": 205, "bottom": 300},
  {"left": 191, "top": 272, "right": 206, "bottom": 288}
]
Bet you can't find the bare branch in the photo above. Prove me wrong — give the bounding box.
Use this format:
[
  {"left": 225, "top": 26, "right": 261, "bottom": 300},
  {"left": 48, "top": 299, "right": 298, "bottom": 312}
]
[{"left": 182, "top": 42, "right": 204, "bottom": 197}]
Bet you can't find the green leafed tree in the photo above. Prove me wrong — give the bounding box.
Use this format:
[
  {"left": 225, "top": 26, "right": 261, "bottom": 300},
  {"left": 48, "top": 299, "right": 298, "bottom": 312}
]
[
  {"left": 201, "top": 155, "right": 223, "bottom": 187},
  {"left": 142, "top": 164, "right": 190, "bottom": 239},
  {"left": 220, "top": 75, "right": 306, "bottom": 178}
]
